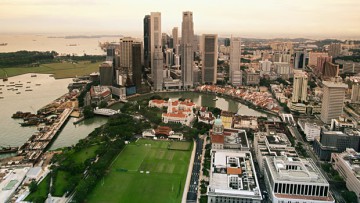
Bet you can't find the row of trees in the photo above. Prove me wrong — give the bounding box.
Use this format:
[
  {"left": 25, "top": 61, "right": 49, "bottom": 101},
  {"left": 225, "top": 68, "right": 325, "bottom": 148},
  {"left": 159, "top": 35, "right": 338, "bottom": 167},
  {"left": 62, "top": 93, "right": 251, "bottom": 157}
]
[{"left": 0, "top": 51, "right": 56, "bottom": 67}]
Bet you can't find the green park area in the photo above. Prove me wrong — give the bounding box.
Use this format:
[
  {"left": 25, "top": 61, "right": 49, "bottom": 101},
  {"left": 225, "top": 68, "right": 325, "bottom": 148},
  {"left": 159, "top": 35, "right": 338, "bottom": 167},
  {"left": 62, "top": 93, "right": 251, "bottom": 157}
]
[
  {"left": 87, "top": 139, "right": 192, "bottom": 203},
  {"left": 0, "top": 61, "right": 101, "bottom": 79}
]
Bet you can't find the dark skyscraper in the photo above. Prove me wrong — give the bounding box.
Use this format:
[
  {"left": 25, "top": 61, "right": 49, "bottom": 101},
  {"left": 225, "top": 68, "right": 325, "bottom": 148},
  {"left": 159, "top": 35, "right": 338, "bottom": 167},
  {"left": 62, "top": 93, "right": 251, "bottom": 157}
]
[
  {"left": 143, "top": 15, "right": 151, "bottom": 68},
  {"left": 132, "top": 42, "right": 142, "bottom": 89}
]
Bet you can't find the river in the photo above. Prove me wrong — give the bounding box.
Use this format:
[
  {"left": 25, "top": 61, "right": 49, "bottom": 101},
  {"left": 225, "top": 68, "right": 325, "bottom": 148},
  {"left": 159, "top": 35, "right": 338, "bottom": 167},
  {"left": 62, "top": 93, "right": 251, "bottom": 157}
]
[{"left": 0, "top": 75, "right": 266, "bottom": 154}]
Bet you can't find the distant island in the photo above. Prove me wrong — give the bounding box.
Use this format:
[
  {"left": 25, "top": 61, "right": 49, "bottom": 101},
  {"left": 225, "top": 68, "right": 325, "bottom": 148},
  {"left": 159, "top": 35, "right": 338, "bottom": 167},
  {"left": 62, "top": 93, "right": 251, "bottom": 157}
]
[{"left": 48, "top": 35, "right": 123, "bottom": 39}]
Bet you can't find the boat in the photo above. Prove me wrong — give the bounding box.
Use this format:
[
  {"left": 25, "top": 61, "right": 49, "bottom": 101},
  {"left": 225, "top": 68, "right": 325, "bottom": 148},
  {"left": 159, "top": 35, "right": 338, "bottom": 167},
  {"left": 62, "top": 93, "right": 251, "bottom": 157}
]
[
  {"left": 67, "top": 44, "right": 78, "bottom": 46},
  {"left": 0, "top": 92, "right": 2, "bottom": 94},
  {"left": 16, "top": 92, "right": 21, "bottom": 94},
  {"left": 0, "top": 43, "right": 8, "bottom": 46},
  {"left": 25, "top": 89, "right": 33, "bottom": 91},
  {"left": 12, "top": 111, "right": 31, "bottom": 119},
  {"left": 26, "top": 86, "right": 30, "bottom": 88},
  {"left": 36, "top": 84, "right": 41, "bottom": 86},
  {"left": 0, "top": 97, "right": 4, "bottom": 99},
  {"left": 0, "top": 146, "right": 18, "bottom": 154},
  {"left": 31, "top": 74, "right": 37, "bottom": 77},
  {"left": 27, "top": 81, "right": 31, "bottom": 83},
  {"left": 213, "top": 98, "right": 218, "bottom": 101},
  {"left": 3, "top": 78, "right": 8, "bottom": 82}
]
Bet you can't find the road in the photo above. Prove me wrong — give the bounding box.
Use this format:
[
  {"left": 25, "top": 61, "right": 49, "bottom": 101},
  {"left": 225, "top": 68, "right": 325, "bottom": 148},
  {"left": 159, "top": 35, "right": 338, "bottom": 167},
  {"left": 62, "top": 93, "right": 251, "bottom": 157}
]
[
  {"left": 186, "top": 137, "right": 203, "bottom": 202},
  {"left": 288, "top": 126, "right": 346, "bottom": 203}
]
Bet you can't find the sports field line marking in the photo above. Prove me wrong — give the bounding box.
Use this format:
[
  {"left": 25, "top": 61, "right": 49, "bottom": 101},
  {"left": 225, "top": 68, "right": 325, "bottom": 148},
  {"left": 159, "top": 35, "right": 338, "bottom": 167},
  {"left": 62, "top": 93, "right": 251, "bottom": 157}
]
[{"left": 109, "top": 144, "right": 127, "bottom": 168}]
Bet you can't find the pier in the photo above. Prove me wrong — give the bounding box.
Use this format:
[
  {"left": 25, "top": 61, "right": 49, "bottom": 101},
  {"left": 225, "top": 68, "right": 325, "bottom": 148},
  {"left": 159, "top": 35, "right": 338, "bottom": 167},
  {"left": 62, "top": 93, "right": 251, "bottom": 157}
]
[{"left": 18, "top": 108, "right": 73, "bottom": 163}]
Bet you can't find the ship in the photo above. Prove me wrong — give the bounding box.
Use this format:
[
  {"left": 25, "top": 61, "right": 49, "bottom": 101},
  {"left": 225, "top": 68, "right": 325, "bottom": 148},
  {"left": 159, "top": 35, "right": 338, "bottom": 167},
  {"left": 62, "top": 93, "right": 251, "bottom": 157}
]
[
  {"left": 0, "top": 43, "right": 8, "bottom": 46},
  {"left": 12, "top": 111, "right": 32, "bottom": 119},
  {"left": 0, "top": 146, "right": 18, "bottom": 154},
  {"left": 67, "top": 44, "right": 78, "bottom": 46}
]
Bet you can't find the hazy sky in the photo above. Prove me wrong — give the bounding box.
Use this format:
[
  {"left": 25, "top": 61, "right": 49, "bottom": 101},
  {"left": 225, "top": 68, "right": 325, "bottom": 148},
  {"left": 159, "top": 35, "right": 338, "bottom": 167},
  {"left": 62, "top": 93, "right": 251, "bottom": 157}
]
[{"left": 1, "top": 0, "right": 360, "bottom": 39}]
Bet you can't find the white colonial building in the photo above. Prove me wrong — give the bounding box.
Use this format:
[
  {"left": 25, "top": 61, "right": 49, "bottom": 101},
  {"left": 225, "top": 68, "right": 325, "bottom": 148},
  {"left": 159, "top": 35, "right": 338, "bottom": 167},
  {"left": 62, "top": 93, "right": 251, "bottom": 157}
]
[
  {"left": 264, "top": 156, "right": 334, "bottom": 203},
  {"left": 207, "top": 150, "right": 262, "bottom": 203}
]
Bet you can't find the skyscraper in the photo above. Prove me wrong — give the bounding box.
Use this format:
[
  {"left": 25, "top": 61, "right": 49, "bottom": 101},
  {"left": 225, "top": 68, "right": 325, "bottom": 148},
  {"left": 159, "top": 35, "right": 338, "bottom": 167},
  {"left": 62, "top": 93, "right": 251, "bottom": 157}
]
[
  {"left": 229, "top": 37, "right": 242, "bottom": 86},
  {"left": 292, "top": 71, "right": 308, "bottom": 103},
  {"left": 143, "top": 15, "right": 151, "bottom": 68},
  {"left": 150, "top": 12, "right": 162, "bottom": 89},
  {"left": 99, "top": 62, "right": 113, "bottom": 86},
  {"left": 320, "top": 78, "right": 347, "bottom": 124},
  {"left": 132, "top": 42, "right": 142, "bottom": 89},
  {"left": 172, "top": 27, "right": 179, "bottom": 53},
  {"left": 201, "top": 34, "right": 218, "bottom": 84},
  {"left": 120, "top": 37, "right": 134, "bottom": 73},
  {"left": 351, "top": 82, "right": 360, "bottom": 103},
  {"left": 153, "top": 47, "right": 163, "bottom": 91},
  {"left": 181, "top": 11, "right": 194, "bottom": 89},
  {"left": 328, "top": 43, "right": 341, "bottom": 58}
]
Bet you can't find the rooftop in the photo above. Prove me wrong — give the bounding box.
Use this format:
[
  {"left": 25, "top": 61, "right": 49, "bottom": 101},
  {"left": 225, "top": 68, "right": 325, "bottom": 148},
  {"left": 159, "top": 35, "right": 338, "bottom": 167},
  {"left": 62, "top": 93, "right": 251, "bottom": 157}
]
[
  {"left": 265, "top": 156, "right": 328, "bottom": 184},
  {"left": 209, "top": 150, "right": 261, "bottom": 199}
]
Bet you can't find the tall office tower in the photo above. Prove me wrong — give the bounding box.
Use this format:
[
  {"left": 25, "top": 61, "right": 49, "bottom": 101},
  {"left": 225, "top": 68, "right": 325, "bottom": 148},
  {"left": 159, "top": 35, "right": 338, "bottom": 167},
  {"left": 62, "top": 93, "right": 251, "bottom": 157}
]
[
  {"left": 172, "top": 27, "right": 179, "bottom": 52},
  {"left": 143, "top": 15, "right": 151, "bottom": 68},
  {"left": 292, "top": 71, "right": 308, "bottom": 103},
  {"left": 294, "top": 50, "right": 307, "bottom": 69},
  {"left": 153, "top": 47, "right": 164, "bottom": 91},
  {"left": 165, "top": 48, "right": 174, "bottom": 68},
  {"left": 161, "top": 33, "right": 170, "bottom": 49},
  {"left": 150, "top": 12, "right": 162, "bottom": 78},
  {"left": 351, "top": 82, "right": 360, "bottom": 103},
  {"left": 321, "top": 78, "right": 347, "bottom": 124},
  {"left": 120, "top": 37, "right": 134, "bottom": 73},
  {"left": 329, "top": 43, "right": 342, "bottom": 58},
  {"left": 132, "top": 42, "right": 142, "bottom": 89},
  {"left": 99, "top": 62, "right": 113, "bottom": 86},
  {"left": 281, "top": 54, "right": 291, "bottom": 63},
  {"left": 229, "top": 37, "right": 242, "bottom": 86},
  {"left": 201, "top": 34, "right": 218, "bottom": 84},
  {"left": 106, "top": 46, "right": 116, "bottom": 61},
  {"left": 224, "top": 38, "right": 230, "bottom": 47},
  {"left": 181, "top": 11, "right": 195, "bottom": 89}
]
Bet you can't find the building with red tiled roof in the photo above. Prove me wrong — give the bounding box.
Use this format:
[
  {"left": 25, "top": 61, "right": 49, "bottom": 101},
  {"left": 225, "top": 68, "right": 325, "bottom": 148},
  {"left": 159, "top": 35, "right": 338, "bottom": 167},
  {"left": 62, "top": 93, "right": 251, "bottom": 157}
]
[{"left": 88, "top": 85, "right": 112, "bottom": 105}]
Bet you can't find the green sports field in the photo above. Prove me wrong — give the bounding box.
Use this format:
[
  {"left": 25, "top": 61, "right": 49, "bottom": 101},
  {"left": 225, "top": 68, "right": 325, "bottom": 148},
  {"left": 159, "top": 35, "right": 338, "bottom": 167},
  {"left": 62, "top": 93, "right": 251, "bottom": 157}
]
[{"left": 87, "top": 139, "right": 192, "bottom": 203}]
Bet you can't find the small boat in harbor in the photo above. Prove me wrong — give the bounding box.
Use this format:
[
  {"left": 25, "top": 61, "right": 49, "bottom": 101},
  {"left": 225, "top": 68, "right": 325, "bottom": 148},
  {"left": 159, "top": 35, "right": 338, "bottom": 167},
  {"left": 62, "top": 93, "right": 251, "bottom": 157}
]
[
  {"left": 36, "top": 84, "right": 41, "bottom": 86},
  {"left": 31, "top": 74, "right": 37, "bottom": 77},
  {"left": 0, "top": 97, "right": 4, "bottom": 99},
  {"left": 0, "top": 43, "right": 8, "bottom": 46},
  {"left": 25, "top": 89, "right": 33, "bottom": 92},
  {"left": 16, "top": 92, "right": 21, "bottom": 94}
]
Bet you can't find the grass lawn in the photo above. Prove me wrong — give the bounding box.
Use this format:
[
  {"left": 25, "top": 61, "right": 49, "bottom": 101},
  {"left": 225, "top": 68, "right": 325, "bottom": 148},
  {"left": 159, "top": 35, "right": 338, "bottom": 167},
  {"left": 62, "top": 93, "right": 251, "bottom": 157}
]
[
  {"left": 0, "top": 61, "right": 101, "bottom": 79},
  {"left": 52, "top": 145, "right": 99, "bottom": 197},
  {"left": 71, "top": 145, "right": 99, "bottom": 164},
  {"left": 168, "top": 141, "right": 192, "bottom": 151},
  {"left": 86, "top": 139, "right": 192, "bottom": 203},
  {"left": 52, "top": 171, "right": 71, "bottom": 197},
  {"left": 24, "top": 175, "right": 50, "bottom": 202}
]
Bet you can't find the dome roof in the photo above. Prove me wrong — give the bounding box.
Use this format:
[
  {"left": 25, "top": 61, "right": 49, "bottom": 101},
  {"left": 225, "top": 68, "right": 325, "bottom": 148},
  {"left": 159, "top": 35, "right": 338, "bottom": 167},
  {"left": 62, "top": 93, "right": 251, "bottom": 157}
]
[{"left": 214, "top": 117, "right": 223, "bottom": 126}]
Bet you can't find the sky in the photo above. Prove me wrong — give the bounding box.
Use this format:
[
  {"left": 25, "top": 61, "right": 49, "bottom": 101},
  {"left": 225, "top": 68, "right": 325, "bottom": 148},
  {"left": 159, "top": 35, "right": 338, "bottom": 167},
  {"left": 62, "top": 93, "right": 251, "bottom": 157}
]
[{"left": 0, "top": 0, "right": 360, "bottom": 39}]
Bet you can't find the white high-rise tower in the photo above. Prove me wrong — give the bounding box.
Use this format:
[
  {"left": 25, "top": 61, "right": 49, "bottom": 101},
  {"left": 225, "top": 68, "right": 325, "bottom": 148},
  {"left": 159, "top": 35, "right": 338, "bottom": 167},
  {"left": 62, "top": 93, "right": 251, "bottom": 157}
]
[
  {"left": 230, "top": 37, "right": 242, "bottom": 86},
  {"left": 181, "top": 11, "right": 194, "bottom": 89}
]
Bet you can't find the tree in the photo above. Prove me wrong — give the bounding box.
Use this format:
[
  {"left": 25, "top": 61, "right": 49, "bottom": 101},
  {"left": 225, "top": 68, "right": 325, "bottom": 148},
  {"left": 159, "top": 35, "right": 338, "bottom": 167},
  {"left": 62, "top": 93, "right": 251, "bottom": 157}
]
[
  {"left": 342, "top": 191, "right": 357, "bottom": 203},
  {"left": 98, "top": 101, "right": 108, "bottom": 108},
  {"left": 29, "top": 180, "right": 38, "bottom": 193},
  {"left": 83, "top": 106, "right": 94, "bottom": 118}
]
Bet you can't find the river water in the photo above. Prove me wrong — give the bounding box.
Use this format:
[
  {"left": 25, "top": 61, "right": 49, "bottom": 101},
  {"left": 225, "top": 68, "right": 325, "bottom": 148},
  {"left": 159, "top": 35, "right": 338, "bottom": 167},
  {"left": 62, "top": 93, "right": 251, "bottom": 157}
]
[{"left": 0, "top": 75, "right": 265, "bottom": 154}]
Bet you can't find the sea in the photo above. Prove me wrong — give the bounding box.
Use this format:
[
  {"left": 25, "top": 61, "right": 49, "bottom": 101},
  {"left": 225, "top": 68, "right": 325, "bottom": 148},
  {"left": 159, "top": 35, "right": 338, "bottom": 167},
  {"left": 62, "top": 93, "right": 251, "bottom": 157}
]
[{"left": 0, "top": 34, "right": 121, "bottom": 56}]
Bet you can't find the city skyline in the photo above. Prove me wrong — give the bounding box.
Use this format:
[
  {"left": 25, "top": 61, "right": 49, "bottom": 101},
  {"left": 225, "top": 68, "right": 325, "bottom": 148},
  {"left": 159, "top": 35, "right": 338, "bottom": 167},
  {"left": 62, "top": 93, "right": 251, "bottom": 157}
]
[{"left": 0, "top": 0, "right": 360, "bottom": 39}]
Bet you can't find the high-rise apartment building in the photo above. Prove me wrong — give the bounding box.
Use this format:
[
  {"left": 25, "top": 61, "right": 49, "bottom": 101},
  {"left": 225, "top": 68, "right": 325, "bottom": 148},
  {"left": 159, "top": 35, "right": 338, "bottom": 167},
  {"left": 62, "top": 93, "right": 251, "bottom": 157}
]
[
  {"left": 323, "top": 62, "right": 339, "bottom": 79},
  {"left": 308, "top": 52, "right": 328, "bottom": 67},
  {"left": 294, "top": 50, "right": 307, "bottom": 69},
  {"left": 320, "top": 78, "right": 347, "bottom": 124},
  {"left": 229, "top": 37, "right": 242, "bottom": 86},
  {"left": 181, "top": 11, "right": 194, "bottom": 89},
  {"left": 150, "top": 12, "right": 162, "bottom": 73},
  {"left": 316, "top": 56, "right": 333, "bottom": 76},
  {"left": 143, "top": 15, "right": 151, "bottom": 68},
  {"left": 201, "top": 34, "right": 218, "bottom": 84},
  {"left": 172, "top": 27, "right": 179, "bottom": 51},
  {"left": 328, "top": 43, "right": 341, "bottom": 58},
  {"left": 132, "top": 42, "right": 142, "bottom": 89},
  {"left": 351, "top": 82, "right": 360, "bottom": 103},
  {"left": 292, "top": 71, "right": 308, "bottom": 103}
]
